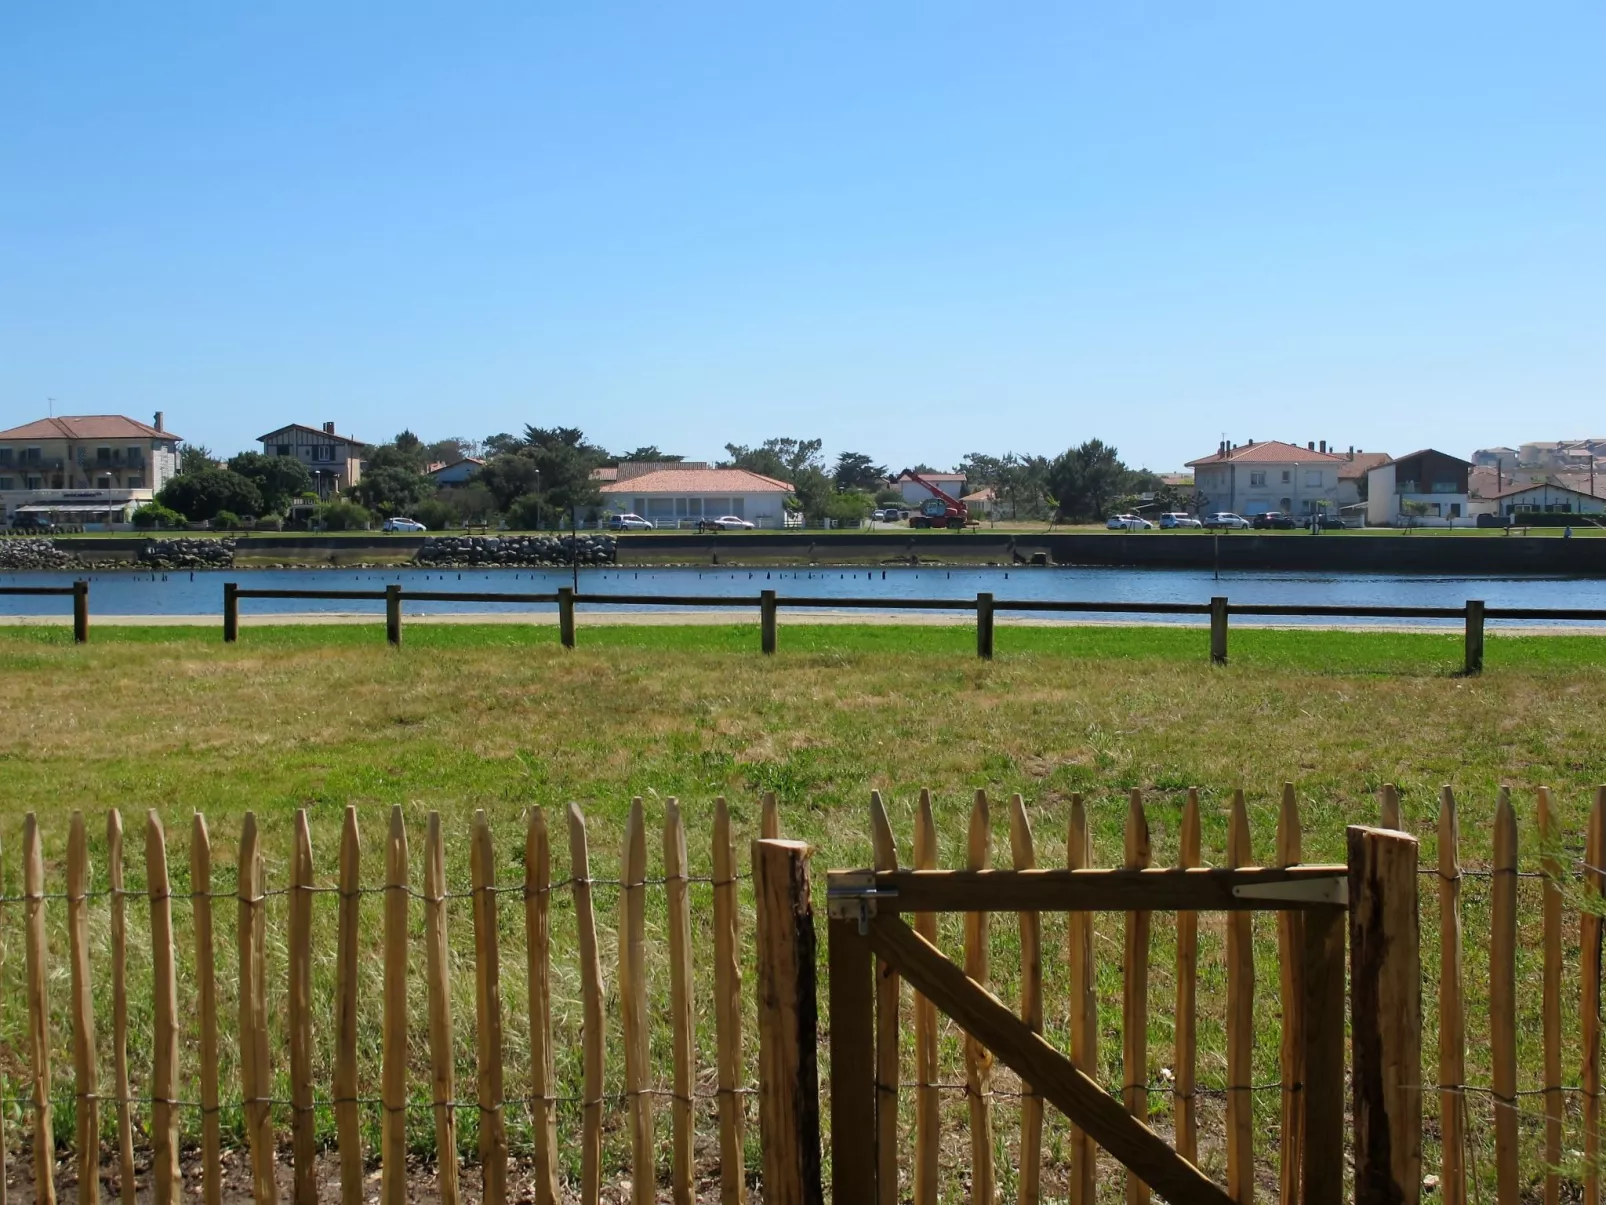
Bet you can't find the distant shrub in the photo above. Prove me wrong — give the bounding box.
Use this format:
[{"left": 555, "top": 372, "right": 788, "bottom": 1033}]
[
  {"left": 412, "top": 499, "right": 456, "bottom": 532},
  {"left": 214, "top": 510, "right": 241, "bottom": 530},
  {"left": 132, "top": 503, "right": 184, "bottom": 530},
  {"left": 315, "top": 500, "right": 372, "bottom": 531},
  {"left": 251, "top": 515, "right": 284, "bottom": 531}
]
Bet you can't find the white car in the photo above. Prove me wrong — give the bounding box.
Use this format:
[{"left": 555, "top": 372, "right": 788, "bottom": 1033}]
[
  {"left": 1204, "top": 512, "right": 1252, "bottom": 530},
  {"left": 704, "top": 515, "right": 755, "bottom": 531},
  {"left": 608, "top": 513, "right": 655, "bottom": 530},
  {"left": 1158, "top": 512, "right": 1203, "bottom": 529},
  {"left": 382, "top": 517, "right": 427, "bottom": 532},
  {"left": 1106, "top": 514, "right": 1154, "bottom": 530}
]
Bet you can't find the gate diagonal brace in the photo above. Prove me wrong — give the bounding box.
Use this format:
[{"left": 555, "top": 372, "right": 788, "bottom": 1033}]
[
  {"left": 1232, "top": 875, "right": 1348, "bottom": 907},
  {"left": 826, "top": 871, "right": 898, "bottom": 935}
]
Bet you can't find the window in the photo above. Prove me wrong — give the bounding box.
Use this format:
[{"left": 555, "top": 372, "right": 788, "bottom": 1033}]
[
  {"left": 1281, "top": 470, "right": 1291, "bottom": 484},
  {"left": 97, "top": 476, "right": 112, "bottom": 489},
  {"left": 126, "top": 446, "right": 142, "bottom": 465},
  {"left": 97, "top": 447, "right": 111, "bottom": 465},
  {"left": 0, "top": 448, "right": 11, "bottom": 466},
  {"left": 25, "top": 476, "right": 41, "bottom": 490},
  {"left": 276, "top": 444, "right": 291, "bottom": 456},
  {"left": 1305, "top": 471, "right": 1322, "bottom": 487},
  {"left": 23, "top": 448, "right": 41, "bottom": 465},
  {"left": 0, "top": 478, "right": 12, "bottom": 490},
  {"left": 730, "top": 498, "right": 745, "bottom": 517},
  {"left": 1249, "top": 471, "right": 1267, "bottom": 487},
  {"left": 126, "top": 475, "right": 144, "bottom": 489},
  {"left": 315, "top": 445, "right": 335, "bottom": 462}
]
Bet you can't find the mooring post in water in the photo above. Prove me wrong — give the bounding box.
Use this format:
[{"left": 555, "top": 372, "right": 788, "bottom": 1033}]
[
  {"left": 223, "top": 582, "right": 239, "bottom": 643},
  {"left": 1464, "top": 599, "right": 1485, "bottom": 675},
  {"left": 761, "top": 589, "right": 777, "bottom": 654},
  {"left": 385, "top": 584, "right": 402, "bottom": 646},
  {"left": 72, "top": 579, "right": 89, "bottom": 644},
  {"left": 558, "top": 587, "right": 576, "bottom": 649},
  {"left": 1210, "top": 596, "right": 1229, "bottom": 665},
  {"left": 976, "top": 591, "right": 994, "bottom": 660}
]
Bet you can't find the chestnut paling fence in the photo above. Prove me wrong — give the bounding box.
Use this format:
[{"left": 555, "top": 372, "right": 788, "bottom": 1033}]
[{"left": 3, "top": 784, "right": 1606, "bottom": 1204}]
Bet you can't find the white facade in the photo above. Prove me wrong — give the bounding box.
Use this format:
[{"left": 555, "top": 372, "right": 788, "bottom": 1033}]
[
  {"left": 893, "top": 472, "right": 966, "bottom": 505},
  {"left": 1187, "top": 441, "right": 1346, "bottom": 517},
  {"left": 601, "top": 466, "right": 793, "bottom": 528},
  {"left": 1365, "top": 462, "right": 1474, "bottom": 527},
  {"left": 1483, "top": 483, "right": 1606, "bottom": 517},
  {"left": 428, "top": 458, "right": 483, "bottom": 486}
]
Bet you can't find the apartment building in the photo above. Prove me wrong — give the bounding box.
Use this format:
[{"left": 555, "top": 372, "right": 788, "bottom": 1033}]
[{"left": 0, "top": 412, "right": 181, "bottom": 526}]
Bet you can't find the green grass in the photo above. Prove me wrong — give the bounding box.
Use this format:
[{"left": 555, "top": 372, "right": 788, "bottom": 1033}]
[{"left": 0, "top": 623, "right": 1602, "bottom": 1197}]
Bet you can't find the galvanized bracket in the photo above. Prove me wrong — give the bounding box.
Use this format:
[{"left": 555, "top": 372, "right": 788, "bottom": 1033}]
[
  {"left": 1232, "top": 875, "right": 1349, "bottom": 907},
  {"left": 826, "top": 871, "right": 898, "bottom": 934}
]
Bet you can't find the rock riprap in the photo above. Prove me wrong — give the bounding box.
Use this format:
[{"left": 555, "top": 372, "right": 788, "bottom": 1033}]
[
  {"left": 0, "top": 539, "right": 82, "bottom": 570},
  {"left": 413, "top": 534, "right": 618, "bottom": 567},
  {"left": 136, "top": 538, "right": 235, "bottom": 568}
]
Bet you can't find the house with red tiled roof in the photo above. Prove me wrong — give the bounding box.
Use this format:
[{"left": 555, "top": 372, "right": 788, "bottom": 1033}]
[
  {"left": 0, "top": 412, "right": 182, "bottom": 527},
  {"left": 1186, "top": 439, "right": 1349, "bottom": 518},
  {"left": 599, "top": 462, "right": 793, "bottom": 528}
]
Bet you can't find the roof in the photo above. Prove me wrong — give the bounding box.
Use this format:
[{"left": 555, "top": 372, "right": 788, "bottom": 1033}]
[
  {"left": 256, "top": 422, "right": 366, "bottom": 446},
  {"left": 1185, "top": 440, "right": 1348, "bottom": 467},
  {"left": 590, "top": 466, "right": 619, "bottom": 481},
  {"left": 0, "top": 415, "right": 180, "bottom": 442},
  {"left": 426, "top": 457, "right": 483, "bottom": 476},
  {"left": 1388, "top": 448, "right": 1473, "bottom": 467},
  {"left": 1338, "top": 452, "right": 1393, "bottom": 480},
  {"left": 600, "top": 468, "right": 793, "bottom": 494},
  {"left": 894, "top": 470, "right": 965, "bottom": 481},
  {"left": 961, "top": 488, "right": 996, "bottom": 502}
]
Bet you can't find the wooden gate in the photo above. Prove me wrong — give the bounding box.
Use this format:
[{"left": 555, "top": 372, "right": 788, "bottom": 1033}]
[{"left": 825, "top": 825, "right": 1421, "bottom": 1205}]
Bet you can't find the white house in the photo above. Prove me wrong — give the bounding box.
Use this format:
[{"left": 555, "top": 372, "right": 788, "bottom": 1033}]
[
  {"left": 258, "top": 422, "right": 367, "bottom": 499},
  {"left": 0, "top": 412, "right": 181, "bottom": 528},
  {"left": 1478, "top": 481, "right": 1606, "bottom": 517},
  {"left": 427, "top": 457, "right": 483, "bottom": 486},
  {"left": 600, "top": 463, "right": 793, "bottom": 528},
  {"left": 1186, "top": 440, "right": 1347, "bottom": 517},
  {"left": 1365, "top": 449, "right": 1473, "bottom": 527},
  {"left": 891, "top": 470, "right": 967, "bottom": 505}
]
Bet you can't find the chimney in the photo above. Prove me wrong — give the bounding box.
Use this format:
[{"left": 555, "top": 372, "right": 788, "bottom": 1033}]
[
  {"left": 324, "top": 421, "right": 336, "bottom": 435},
  {"left": 153, "top": 411, "right": 165, "bottom": 432},
  {"left": 1320, "top": 440, "right": 1327, "bottom": 454},
  {"left": 1308, "top": 441, "right": 1315, "bottom": 451},
  {"left": 1348, "top": 445, "right": 1354, "bottom": 459}
]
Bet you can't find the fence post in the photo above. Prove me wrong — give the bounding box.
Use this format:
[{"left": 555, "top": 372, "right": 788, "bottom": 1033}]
[
  {"left": 385, "top": 583, "right": 402, "bottom": 646},
  {"left": 976, "top": 592, "right": 994, "bottom": 660},
  {"left": 224, "top": 582, "right": 239, "bottom": 643},
  {"left": 761, "top": 589, "right": 778, "bottom": 655},
  {"left": 1464, "top": 599, "right": 1485, "bottom": 674},
  {"left": 1210, "top": 596, "right": 1228, "bottom": 665},
  {"left": 558, "top": 587, "right": 576, "bottom": 649},
  {"left": 1348, "top": 824, "right": 1422, "bottom": 1205},
  {"left": 72, "top": 579, "right": 88, "bottom": 643},
  {"left": 752, "top": 838, "right": 824, "bottom": 1205}
]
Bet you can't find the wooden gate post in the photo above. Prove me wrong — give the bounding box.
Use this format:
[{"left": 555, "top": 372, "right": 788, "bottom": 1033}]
[
  {"left": 223, "top": 581, "right": 239, "bottom": 643},
  {"left": 1210, "top": 596, "right": 1229, "bottom": 664},
  {"left": 72, "top": 579, "right": 89, "bottom": 643},
  {"left": 752, "top": 839, "right": 824, "bottom": 1205},
  {"left": 1348, "top": 825, "right": 1422, "bottom": 1205},
  {"left": 558, "top": 587, "right": 576, "bottom": 648},
  {"left": 385, "top": 583, "right": 402, "bottom": 646},
  {"left": 976, "top": 591, "right": 995, "bottom": 660},
  {"left": 1464, "top": 600, "right": 1485, "bottom": 675},
  {"left": 761, "top": 589, "right": 778, "bottom": 655}
]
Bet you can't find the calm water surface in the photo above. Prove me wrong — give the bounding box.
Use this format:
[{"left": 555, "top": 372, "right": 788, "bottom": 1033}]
[{"left": 1, "top": 566, "right": 1602, "bottom": 626}]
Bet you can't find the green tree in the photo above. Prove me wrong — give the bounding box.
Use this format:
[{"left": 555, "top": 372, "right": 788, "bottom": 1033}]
[
  {"left": 227, "top": 451, "right": 313, "bottom": 513},
  {"left": 132, "top": 502, "right": 183, "bottom": 529},
  {"left": 478, "top": 427, "right": 605, "bottom": 519},
  {"left": 439, "top": 483, "right": 497, "bottom": 525},
  {"left": 483, "top": 432, "right": 521, "bottom": 457},
  {"left": 411, "top": 499, "right": 457, "bottom": 531},
  {"left": 824, "top": 490, "right": 872, "bottom": 524},
  {"left": 1046, "top": 440, "right": 1131, "bottom": 523},
  {"left": 617, "top": 446, "right": 684, "bottom": 463},
  {"left": 179, "top": 444, "right": 217, "bottom": 475},
  {"left": 315, "top": 500, "right": 372, "bottom": 530},
  {"left": 353, "top": 465, "right": 433, "bottom": 517},
  {"left": 832, "top": 451, "right": 888, "bottom": 492},
  {"left": 788, "top": 466, "right": 834, "bottom": 522},
  {"left": 721, "top": 438, "right": 823, "bottom": 481},
  {"left": 157, "top": 469, "right": 264, "bottom": 522},
  {"left": 479, "top": 454, "right": 542, "bottom": 510}
]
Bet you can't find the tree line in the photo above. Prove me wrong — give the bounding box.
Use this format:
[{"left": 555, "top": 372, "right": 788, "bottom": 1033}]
[{"left": 138, "top": 428, "right": 1180, "bottom": 529}]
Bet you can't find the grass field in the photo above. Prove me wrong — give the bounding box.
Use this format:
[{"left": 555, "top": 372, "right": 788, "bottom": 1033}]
[{"left": 1, "top": 622, "right": 1603, "bottom": 1199}]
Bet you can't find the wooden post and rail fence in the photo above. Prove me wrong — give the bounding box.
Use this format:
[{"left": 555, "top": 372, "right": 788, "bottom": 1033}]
[{"left": 0, "top": 784, "right": 1603, "bottom": 1202}]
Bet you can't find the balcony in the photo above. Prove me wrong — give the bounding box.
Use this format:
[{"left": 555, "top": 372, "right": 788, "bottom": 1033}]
[{"left": 84, "top": 451, "right": 145, "bottom": 468}]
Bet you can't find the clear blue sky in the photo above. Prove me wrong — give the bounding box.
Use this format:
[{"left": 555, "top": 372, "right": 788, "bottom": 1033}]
[{"left": 3, "top": 2, "right": 1603, "bottom": 471}]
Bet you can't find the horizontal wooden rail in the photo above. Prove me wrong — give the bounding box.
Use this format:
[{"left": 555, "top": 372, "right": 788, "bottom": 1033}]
[
  {"left": 1226, "top": 603, "right": 1468, "bottom": 618},
  {"left": 0, "top": 586, "right": 81, "bottom": 596},
  {"left": 0, "top": 580, "right": 88, "bottom": 642},
  {"left": 826, "top": 865, "right": 1351, "bottom": 914}
]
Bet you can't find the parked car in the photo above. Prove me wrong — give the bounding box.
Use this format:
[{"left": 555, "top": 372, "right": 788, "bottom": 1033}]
[
  {"left": 698, "top": 515, "right": 755, "bottom": 532},
  {"left": 1309, "top": 513, "right": 1347, "bottom": 530},
  {"left": 607, "top": 513, "right": 655, "bottom": 530},
  {"left": 1252, "top": 511, "right": 1298, "bottom": 530},
  {"left": 1204, "top": 512, "right": 1252, "bottom": 529},
  {"left": 871, "top": 509, "right": 888, "bottom": 521},
  {"left": 1158, "top": 512, "right": 1203, "bottom": 529},
  {"left": 1106, "top": 514, "right": 1154, "bottom": 530},
  {"left": 381, "top": 517, "right": 427, "bottom": 532}
]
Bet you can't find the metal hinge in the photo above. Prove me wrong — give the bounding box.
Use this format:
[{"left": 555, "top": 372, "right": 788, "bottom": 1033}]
[
  {"left": 826, "top": 871, "right": 899, "bottom": 934},
  {"left": 1231, "top": 876, "right": 1349, "bottom": 906}
]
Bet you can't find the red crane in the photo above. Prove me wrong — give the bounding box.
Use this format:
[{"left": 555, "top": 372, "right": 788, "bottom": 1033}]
[{"left": 899, "top": 470, "right": 975, "bottom": 529}]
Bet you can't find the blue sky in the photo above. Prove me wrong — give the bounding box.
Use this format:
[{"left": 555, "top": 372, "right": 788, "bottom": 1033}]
[{"left": 3, "top": 2, "right": 1603, "bottom": 471}]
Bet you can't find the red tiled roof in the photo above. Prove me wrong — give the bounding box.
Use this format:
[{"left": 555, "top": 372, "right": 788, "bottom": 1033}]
[
  {"left": 600, "top": 468, "right": 793, "bottom": 494},
  {"left": 0, "top": 414, "right": 180, "bottom": 441},
  {"left": 1185, "top": 440, "right": 1348, "bottom": 467},
  {"left": 1337, "top": 452, "right": 1393, "bottom": 480}
]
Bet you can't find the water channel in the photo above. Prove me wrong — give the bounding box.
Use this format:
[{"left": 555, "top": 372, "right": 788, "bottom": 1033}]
[{"left": 1, "top": 566, "right": 1602, "bottom": 627}]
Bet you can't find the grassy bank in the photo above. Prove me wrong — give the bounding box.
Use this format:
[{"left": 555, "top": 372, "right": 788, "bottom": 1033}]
[{"left": 0, "top": 623, "right": 1602, "bottom": 1197}]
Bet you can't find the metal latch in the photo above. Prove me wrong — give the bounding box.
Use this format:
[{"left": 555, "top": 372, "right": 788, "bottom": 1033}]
[
  {"left": 826, "top": 871, "right": 899, "bottom": 934},
  {"left": 1231, "top": 876, "right": 1348, "bottom": 906}
]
